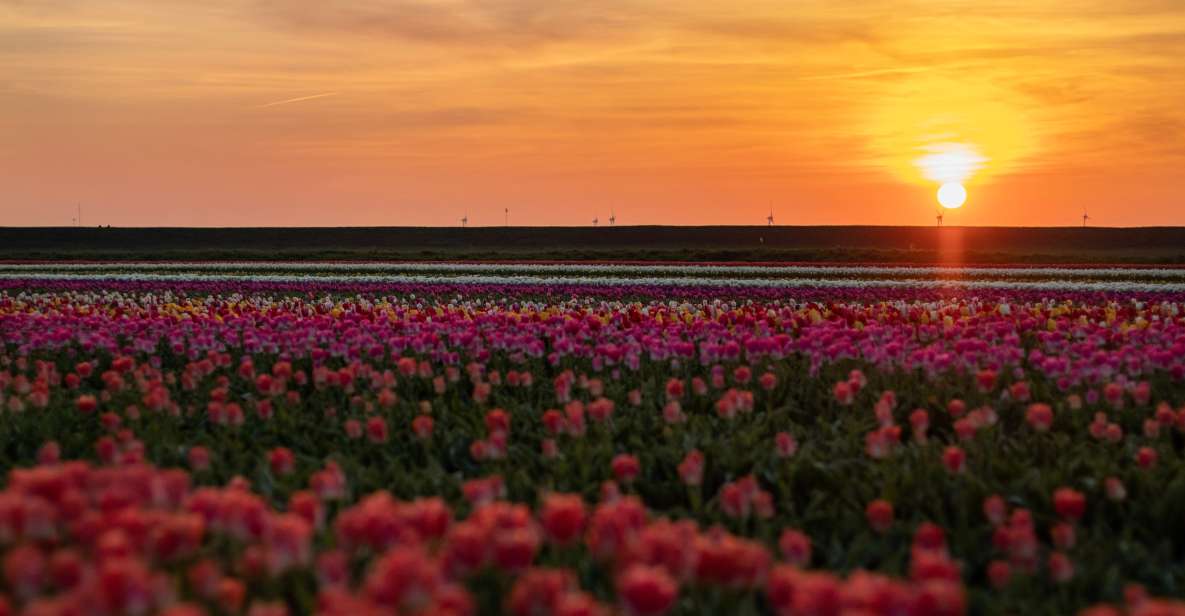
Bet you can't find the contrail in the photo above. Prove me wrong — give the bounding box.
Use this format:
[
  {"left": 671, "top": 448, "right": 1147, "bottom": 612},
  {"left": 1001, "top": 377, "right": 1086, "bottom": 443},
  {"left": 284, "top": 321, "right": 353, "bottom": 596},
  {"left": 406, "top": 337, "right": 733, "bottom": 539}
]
[{"left": 256, "top": 92, "right": 338, "bottom": 108}]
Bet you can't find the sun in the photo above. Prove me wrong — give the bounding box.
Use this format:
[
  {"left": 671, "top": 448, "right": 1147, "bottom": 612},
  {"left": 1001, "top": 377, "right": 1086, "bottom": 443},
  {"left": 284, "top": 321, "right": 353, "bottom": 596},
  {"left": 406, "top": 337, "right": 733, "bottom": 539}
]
[{"left": 937, "top": 182, "right": 966, "bottom": 209}]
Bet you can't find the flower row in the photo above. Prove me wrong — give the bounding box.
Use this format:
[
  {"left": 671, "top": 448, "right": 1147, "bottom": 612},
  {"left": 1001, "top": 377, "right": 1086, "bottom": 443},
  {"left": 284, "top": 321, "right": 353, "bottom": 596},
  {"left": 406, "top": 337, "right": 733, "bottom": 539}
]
[{"left": 3, "top": 272, "right": 1185, "bottom": 295}]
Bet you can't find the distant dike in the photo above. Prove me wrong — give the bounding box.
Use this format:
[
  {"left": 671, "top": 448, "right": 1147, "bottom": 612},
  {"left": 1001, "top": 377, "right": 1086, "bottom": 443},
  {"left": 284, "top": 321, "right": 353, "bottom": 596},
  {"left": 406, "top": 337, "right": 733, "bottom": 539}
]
[{"left": 2, "top": 226, "right": 1184, "bottom": 264}]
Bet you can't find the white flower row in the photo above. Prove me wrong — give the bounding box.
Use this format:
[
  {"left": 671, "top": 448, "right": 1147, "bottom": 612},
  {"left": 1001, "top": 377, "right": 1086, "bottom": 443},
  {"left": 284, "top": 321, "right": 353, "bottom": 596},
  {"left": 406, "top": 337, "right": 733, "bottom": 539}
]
[
  {"left": 3, "top": 272, "right": 1184, "bottom": 293},
  {"left": 1, "top": 261, "right": 1184, "bottom": 279}
]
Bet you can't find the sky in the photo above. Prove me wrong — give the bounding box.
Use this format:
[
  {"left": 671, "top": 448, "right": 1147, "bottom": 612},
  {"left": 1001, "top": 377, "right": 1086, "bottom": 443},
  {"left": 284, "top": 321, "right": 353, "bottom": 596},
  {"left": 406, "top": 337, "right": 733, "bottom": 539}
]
[{"left": 2, "top": 0, "right": 1183, "bottom": 227}]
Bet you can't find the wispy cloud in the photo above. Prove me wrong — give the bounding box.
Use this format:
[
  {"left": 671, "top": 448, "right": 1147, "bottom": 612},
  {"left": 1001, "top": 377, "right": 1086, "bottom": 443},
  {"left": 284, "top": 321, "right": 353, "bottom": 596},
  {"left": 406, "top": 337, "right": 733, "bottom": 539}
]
[
  {"left": 799, "top": 64, "right": 967, "bottom": 81},
  {"left": 255, "top": 92, "right": 338, "bottom": 108},
  {"left": 252, "top": 0, "right": 657, "bottom": 49}
]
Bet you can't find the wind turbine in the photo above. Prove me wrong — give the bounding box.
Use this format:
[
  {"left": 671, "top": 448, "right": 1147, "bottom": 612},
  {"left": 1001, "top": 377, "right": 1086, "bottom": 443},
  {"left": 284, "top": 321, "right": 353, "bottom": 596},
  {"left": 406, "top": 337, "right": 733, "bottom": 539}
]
[
  {"left": 592, "top": 216, "right": 599, "bottom": 226},
  {"left": 936, "top": 210, "right": 944, "bottom": 227},
  {"left": 504, "top": 208, "right": 509, "bottom": 227},
  {"left": 460, "top": 213, "right": 468, "bottom": 228},
  {"left": 1082, "top": 209, "right": 1090, "bottom": 228},
  {"left": 766, "top": 206, "right": 775, "bottom": 227},
  {"left": 609, "top": 209, "right": 616, "bottom": 226}
]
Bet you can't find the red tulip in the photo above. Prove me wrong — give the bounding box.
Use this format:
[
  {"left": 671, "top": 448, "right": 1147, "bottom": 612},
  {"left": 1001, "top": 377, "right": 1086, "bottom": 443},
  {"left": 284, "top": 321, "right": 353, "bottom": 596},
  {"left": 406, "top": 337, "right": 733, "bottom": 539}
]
[
  {"left": 976, "top": 369, "right": 997, "bottom": 393},
  {"left": 76, "top": 394, "right": 98, "bottom": 414},
  {"left": 1136, "top": 447, "right": 1158, "bottom": 469},
  {"left": 611, "top": 454, "right": 640, "bottom": 484},
  {"left": 833, "top": 381, "right": 854, "bottom": 406},
  {"left": 1051, "top": 522, "right": 1076, "bottom": 550},
  {"left": 987, "top": 560, "right": 1012, "bottom": 589},
  {"left": 540, "top": 494, "right": 586, "bottom": 546},
  {"left": 1048, "top": 552, "right": 1074, "bottom": 583},
  {"left": 268, "top": 447, "right": 295, "bottom": 476},
  {"left": 540, "top": 409, "right": 564, "bottom": 435},
  {"left": 1025, "top": 403, "right": 1053, "bottom": 432},
  {"left": 866, "top": 499, "right": 894, "bottom": 533},
  {"left": 1052, "top": 487, "right": 1086, "bottom": 521},
  {"left": 774, "top": 432, "right": 798, "bottom": 458},
  {"left": 366, "top": 416, "right": 389, "bottom": 444},
  {"left": 412, "top": 415, "right": 434, "bottom": 440},
  {"left": 616, "top": 564, "right": 678, "bottom": 616},
  {"left": 188, "top": 446, "right": 211, "bottom": 472},
  {"left": 778, "top": 529, "right": 811, "bottom": 567},
  {"left": 486, "top": 408, "right": 510, "bottom": 435},
  {"left": 942, "top": 446, "right": 966, "bottom": 474},
  {"left": 1104, "top": 477, "right": 1127, "bottom": 502},
  {"left": 677, "top": 450, "right": 704, "bottom": 487},
  {"left": 982, "top": 495, "right": 1007, "bottom": 527}
]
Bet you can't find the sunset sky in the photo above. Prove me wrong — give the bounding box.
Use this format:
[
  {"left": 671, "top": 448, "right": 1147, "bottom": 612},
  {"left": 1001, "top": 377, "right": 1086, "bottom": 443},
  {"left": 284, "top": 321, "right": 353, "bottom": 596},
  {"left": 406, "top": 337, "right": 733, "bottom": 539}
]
[{"left": 2, "top": 0, "right": 1183, "bottom": 227}]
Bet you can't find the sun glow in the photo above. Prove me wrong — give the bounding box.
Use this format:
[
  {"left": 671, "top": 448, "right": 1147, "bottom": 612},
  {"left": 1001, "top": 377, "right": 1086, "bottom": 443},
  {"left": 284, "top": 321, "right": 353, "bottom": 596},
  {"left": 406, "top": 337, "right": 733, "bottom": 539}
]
[
  {"left": 921, "top": 144, "right": 978, "bottom": 209},
  {"left": 865, "top": 74, "right": 1041, "bottom": 214},
  {"left": 915, "top": 143, "right": 984, "bottom": 184}
]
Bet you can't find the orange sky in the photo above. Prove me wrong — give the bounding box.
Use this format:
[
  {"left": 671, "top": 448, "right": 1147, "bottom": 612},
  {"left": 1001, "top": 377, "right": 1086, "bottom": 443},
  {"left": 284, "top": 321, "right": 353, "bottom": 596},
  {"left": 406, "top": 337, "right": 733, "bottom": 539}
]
[{"left": 2, "top": 0, "right": 1183, "bottom": 227}]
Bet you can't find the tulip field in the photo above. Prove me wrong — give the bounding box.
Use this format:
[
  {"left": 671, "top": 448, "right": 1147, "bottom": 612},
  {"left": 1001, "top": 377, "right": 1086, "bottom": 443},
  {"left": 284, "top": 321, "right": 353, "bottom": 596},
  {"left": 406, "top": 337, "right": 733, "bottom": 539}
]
[{"left": 2, "top": 261, "right": 1185, "bottom": 616}]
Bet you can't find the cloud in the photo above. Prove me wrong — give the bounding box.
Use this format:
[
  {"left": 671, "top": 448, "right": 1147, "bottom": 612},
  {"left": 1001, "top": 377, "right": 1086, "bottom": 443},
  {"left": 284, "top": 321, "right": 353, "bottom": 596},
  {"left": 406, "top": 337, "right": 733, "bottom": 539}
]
[
  {"left": 682, "top": 16, "right": 882, "bottom": 46},
  {"left": 252, "top": 0, "right": 661, "bottom": 49},
  {"left": 379, "top": 106, "right": 529, "bottom": 128},
  {"left": 256, "top": 92, "right": 338, "bottom": 108},
  {"left": 798, "top": 64, "right": 963, "bottom": 82}
]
